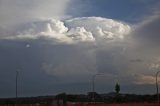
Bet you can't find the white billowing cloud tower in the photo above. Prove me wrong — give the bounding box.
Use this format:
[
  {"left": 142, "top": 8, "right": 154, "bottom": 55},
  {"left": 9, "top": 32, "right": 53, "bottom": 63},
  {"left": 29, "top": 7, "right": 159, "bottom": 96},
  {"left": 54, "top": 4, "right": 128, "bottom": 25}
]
[{"left": 4, "top": 17, "right": 130, "bottom": 44}]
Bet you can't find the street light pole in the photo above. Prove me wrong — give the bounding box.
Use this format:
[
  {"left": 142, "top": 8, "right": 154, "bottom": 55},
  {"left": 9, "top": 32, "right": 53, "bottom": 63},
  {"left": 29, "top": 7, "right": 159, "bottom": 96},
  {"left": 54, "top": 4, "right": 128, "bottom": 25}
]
[
  {"left": 92, "top": 73, "right": 105, "bottom": 101},
  {"left": 92, "top": 74, "right": 97, "bottom": 101},
  {"left": 16, "top": 71, "right": 19, "bottom": 106},
  {"left": 156, "top": 71, "right": 160, "bottom": 106}
]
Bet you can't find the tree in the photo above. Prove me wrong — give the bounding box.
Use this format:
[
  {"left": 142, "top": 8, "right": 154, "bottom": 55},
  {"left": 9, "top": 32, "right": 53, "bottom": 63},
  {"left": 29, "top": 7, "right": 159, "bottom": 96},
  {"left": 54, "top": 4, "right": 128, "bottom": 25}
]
[{"left": 115, "top": 83, "right": 120, "bottom": 94}]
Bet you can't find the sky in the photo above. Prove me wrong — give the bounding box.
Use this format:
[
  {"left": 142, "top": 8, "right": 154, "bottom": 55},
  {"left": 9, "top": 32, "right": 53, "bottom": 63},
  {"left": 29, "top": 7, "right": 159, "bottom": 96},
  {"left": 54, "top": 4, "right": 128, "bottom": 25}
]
[{"left": 0, "top": 0, "right": 160, "bottom": 97}]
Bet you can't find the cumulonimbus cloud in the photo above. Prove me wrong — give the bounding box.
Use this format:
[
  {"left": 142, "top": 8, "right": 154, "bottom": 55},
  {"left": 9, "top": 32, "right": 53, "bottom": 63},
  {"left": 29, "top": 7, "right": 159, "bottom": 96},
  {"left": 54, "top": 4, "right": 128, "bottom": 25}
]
[
  {"left": 1, "top": 15, "right": 159, "bottom": 86},
  {"left": 0, "top": 17, "right": 131, "bottom": 83}
]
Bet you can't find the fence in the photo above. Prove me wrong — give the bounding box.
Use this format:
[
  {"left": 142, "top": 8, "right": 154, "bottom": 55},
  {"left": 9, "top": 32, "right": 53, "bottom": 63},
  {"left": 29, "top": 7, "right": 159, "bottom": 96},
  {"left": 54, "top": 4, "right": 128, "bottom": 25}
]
[{"left": 66, "top": 102, "right": 156, "bottom": 106}]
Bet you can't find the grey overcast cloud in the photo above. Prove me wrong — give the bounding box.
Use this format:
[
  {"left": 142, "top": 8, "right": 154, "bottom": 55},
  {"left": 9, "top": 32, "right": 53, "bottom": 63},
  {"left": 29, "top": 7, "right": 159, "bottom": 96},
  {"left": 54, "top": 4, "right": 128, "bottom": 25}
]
[{"left": 0, "top": 0, "right": 160, "bottom": 97}]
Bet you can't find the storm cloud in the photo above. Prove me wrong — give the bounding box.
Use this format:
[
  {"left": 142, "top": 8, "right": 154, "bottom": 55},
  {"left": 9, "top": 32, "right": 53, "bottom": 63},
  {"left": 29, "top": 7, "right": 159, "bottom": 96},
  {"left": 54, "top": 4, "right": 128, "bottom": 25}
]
[{"left": 0, "top": 0, "right": 160, "bottom": 97}]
